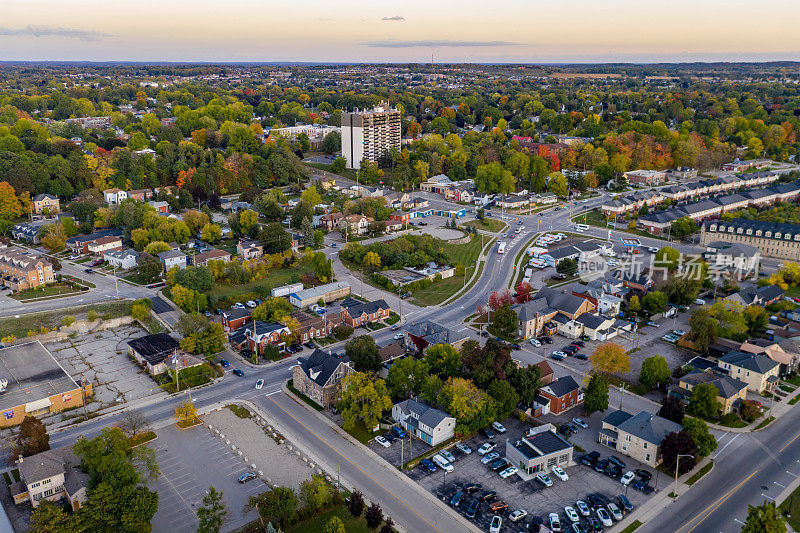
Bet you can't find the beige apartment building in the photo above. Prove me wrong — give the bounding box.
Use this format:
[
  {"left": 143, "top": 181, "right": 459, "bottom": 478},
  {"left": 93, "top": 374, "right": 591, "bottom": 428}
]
[
  {"left": 701, "top": 219, "right": 800, "bottom": 260},
  {"left": 599, "top": 410, "right": 682, "bottom": 467},
  {"left": 341, "top": 103, "right": 401, "bottom": 169},
  {"left": 0, "top": 248, "right": 55, "bottom": 291}
]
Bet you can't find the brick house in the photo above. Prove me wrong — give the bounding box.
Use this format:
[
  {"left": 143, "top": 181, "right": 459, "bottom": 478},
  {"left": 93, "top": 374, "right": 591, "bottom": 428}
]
[
  {"left": 148, "top": 200, "right": 170, "bottom": 213},
  {"left": 292, "top": 349, "right": 354, "bottom": 407},
  {"left": 295, "top": 312, "right": 334, "bottom": 343},
  {"left": 221, "top": 307, "right": 252, "bottom": 331},
  {"left": 538, "top": 376, "right": 582, "bottom": 415},
  {"left": 241, "top": 321, "right": 292, "bottom": 353},
  {"left": 339, "top": 297, "right": 391, "bottom": 327},
  {"left": 127, "top": 189, "right": 153, "bottom": 202},
  {"left": 533, "top": 360, "right": 554, "bottom": 386}
]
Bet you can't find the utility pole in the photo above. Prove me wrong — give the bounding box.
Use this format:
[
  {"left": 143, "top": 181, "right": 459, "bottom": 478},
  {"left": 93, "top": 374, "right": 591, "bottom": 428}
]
[
  {"left": 673, "top": 454, "right": 694, "bottom": 499},
  {"left": 619, "top": 383, "right": 628, "bottom": 410}
]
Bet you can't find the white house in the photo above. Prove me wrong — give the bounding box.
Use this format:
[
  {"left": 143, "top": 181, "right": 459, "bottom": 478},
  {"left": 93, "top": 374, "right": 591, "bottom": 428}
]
[
  {"left": 103, "top": 188, "right": 128, "bottom": 205},
  {"left": 103, "top": 249, "right": 139, "bottom": 269},
  {"left": 392, "top": 399, "right": 455, "bottom": 446}
]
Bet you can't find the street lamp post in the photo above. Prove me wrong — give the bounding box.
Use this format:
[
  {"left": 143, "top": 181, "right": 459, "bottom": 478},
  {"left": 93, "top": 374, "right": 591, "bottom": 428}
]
[{"left": 673, "top": 454, "right": 695, "bottom": 499}]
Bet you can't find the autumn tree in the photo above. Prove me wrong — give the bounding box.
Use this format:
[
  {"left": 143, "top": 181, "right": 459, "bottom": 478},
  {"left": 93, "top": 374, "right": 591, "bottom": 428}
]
[
  {"left": 337, "top": 372, "right": 392, "bottom": 431},
  {"left": 13, "top": 415, "right": 50, "bottom": 458},
  {"left": 424, "top": 343, "right": 462, "bottom": 379},
  {"left": 40, "top": 223, "right": 66, "bottom": 253},
  {"left": 0, "top": 181, "right": 23, "bottom": 221},
  {"left": 590, "top": 342, "right": 630, "bottom": 374},
  {"left": 175, "top": 402, "right": 198, "bottom": 425},
  {"left": 118, "top": 411, "right": 152, "bottom": 440}
]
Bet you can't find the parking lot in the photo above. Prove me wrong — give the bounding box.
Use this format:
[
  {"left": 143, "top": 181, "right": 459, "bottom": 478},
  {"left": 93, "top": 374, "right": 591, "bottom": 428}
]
[
  {"left": 149, "top": 424, "right": 264, "bottom": 533},
  {"left": 387, "top": 415, "right": 659, "bottom": 532},
  {"left": 46, "top": 325, "right": 169, "bottom": 409}
]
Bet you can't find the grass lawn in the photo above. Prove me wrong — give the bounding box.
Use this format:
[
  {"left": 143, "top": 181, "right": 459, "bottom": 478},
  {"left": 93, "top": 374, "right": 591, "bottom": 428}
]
[
  {"left": 176, "top": 417, "right": 202, "bottom": 429},
  {"left": 287, "top": 379, "right": 323, "bottom": 411},
  {"left": 129, "top": 431, "right": 157, "bottom": 448},
  {"left": 286, "top": 505, "right": 380, "bottom": 533},
  {"left": 209, "top": 265, "right": 314, "bottom": 299},
  {"left": 73, "top": 256, "right": 92, "bottom": 264},
  {"left": 409, "top": 234, "right": 490, "bottom": 306},
  {"left": 303, "top": 162, "right": 358, "bottom": 180},
  {"left": 385, "top": 312, "right": 400, "bottom": 325},
  {"left": 755, "top": 416, "right": 776, "bottom": 429},
  {"left": 620, "top": 521, "right": 643, "bottom": 533},
  {"left": 461, "top": 218, "right": 506, "bottom": 233},
  {"left": 227, "top": 404, "right": 252, "bottom": 418},
  {"left": 445, "top": 234, "right": 485, "bottom": 266},
  {"left": 718, "top": 415, "right": 748, "bottom": 428},
  {"left": 9, "top": 282, "right": 86, "bottom": 301},
  {"left": 784, "top": 373, "right": 800, "bottom": 386},
  {"left": 780, "top": 481, "right": 800, "bottom": 531},
  {"left": 686, "top": 460, "right": 713, "bottom": 485},
  {"left": 344, "top": 420, "right": 378, "bottom": 444},
  {"left": 605, "top": 375, "right": 650, "bottom": 396}
]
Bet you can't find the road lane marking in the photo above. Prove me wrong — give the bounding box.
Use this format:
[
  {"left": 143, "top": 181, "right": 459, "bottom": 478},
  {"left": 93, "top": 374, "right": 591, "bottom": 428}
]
[
  {"left": 266, "top": 395, "right": 440, "bottom": 532},
  {"left": 681, "top": 469, "right": 759, "bottom": 533},
  {"left": 774, "top": 481, "right": 786, "bottom": 488},
  {"left": 780, "top": 431, "right": 800, "bottom": 453},
  {"left": 787, "top": 470, "right": 798, "bottom": 477},
  {"left": 762, "top": 493, "right": 774, "bottom": 500},
  {"left": 713, "top": 433, "right": 739, "bottom": 458},
  {"left": 265, "top": 389, "right": 282, "bottom": 396},
  {"left": 733, "top": 518, "right": 745, "bottom": 525}
]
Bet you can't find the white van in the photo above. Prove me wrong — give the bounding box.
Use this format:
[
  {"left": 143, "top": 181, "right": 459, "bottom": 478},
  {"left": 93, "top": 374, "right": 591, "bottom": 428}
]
[
  {"left": 433, "top": 453, "right": 454, "bottom": 472},
  {"left": 693, "top": 299, "right": 705, "bottom": 306},
  {"left": 574, "top": 224, "right": 589, "bottom": 232}
]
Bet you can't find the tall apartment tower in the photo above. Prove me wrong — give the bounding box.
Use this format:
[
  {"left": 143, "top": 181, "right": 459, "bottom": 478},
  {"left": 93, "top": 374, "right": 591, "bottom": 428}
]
[{"left": 340, "top": 103, "right": 401, "bottom": 169}]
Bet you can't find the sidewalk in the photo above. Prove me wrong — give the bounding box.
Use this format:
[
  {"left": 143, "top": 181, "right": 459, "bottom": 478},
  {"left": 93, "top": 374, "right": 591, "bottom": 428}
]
[{"left": 704, "top": 381, "right": 800, "bottom": 434}]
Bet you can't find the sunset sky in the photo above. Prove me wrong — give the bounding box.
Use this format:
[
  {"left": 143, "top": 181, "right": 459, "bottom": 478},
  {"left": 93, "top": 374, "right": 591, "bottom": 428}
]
[{"left": 3, "top": 0, "right": 800, "bottom": 63}]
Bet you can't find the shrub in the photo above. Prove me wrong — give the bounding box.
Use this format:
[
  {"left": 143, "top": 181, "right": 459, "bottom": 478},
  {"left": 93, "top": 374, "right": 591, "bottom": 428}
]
[
  {"left": 61, "top": 316, "right": 76, "bottom": 327},
  {"left": 333, "top": 324, "right": 354, "bottom": 341},
  {"left": 87, "top": 310, "right": 99, "bottom": 321},
  {"left": 365, "top": 503, "right": 383, "bottom": 529},
  {"left": 720, "top": 412, "right": 741, "bottom": 426},
  {"left": 347, "top": 490, "right": 365, "bottom": 517}
]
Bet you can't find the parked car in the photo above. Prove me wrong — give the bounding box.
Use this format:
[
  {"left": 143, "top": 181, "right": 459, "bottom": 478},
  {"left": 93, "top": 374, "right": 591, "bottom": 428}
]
[
  {"left": 587, "top": 516, "right": 602, "bottom": 532},
  {"left": 616, "top": 494, "right": 634, "bottom": 513},
  {"left": 375, "top": 435, "right": 391, "bottom": 448},
  {"left": 620, "top": 471, "right": 635, "bottom": 485},
  {"left": 579, "top": 451, "right": 600, "bottom": 466},
  {"left": 232, "top": 368, "right": 244, "bottom": 376},
  {"left": 576, "top": 500, "right": 590, "bottom": 516},
  {"left": 456, "top": 443, "right": 472, "bottom": 455},
  {"left": 607, "top": 456, "right": 626, "bottom": 469},
  {"left": 451, "top": 490, "right": 464, "bottom": 508},
  {"left": 549, "top": 513, "right": 562, "bottom": 532},
  {"left": 382, "top": 432, "right": 396, "bottom": 443},
  {"left": 489, "top": 515, "right": 502, "bottom": 533},
  {"left": 489, "top": 458, "right": 508, "bottom": 472},
  {"left": 491, "top": 422, "right": 507, "bottom": 433},
  {"left": 439, "top": 449, "right": 456, "bottom": 463},
  {"left": 571, "top": 524, "right": 587, "bottom": 533},
  {"left": 392, "top": 426, "right": 407, "bottom": 438},
  {"left": 246, "top": 300, "right": 257, "bottom": 308},
  {"left": 490, "top": 501, "right": 508, "bottom": 514},
  {"left": 477, "top": 443, "right": 497, "bottom": 456},
  {"left": 480, "top": 490, "right": 498, "bottom": 502},
  {"left": 463, "top": 482, "right": 482, "bottom": 494},
  {"left": 481, "top": 452, "right": 500, "bottom": 465},
  {"left": 587, "top": 494, "right": 605, "bottom": 509},
  {"left": 551, "top": 466, "right": 569, "bottom": 481},
  {"left": 536, "top": 473, "right": 553, "bottom": 487},
  {"left": 635, "top": 469, "right": 653, "bottom": 481},
  {"left": 607, "top": 503, "right": 623, "bottom": 521},
  {"left": 419, "top": 459, "right": 436, "bottom": 473},
  {"left": 479, "top": 428, "right": 496, "bottom": 439},
  {"left": 466, "top": 499, "right": 480, "bottom": 519},
  {"left": 574, "top": 352, "right": 588, "bottom": 360},
  {"left": 564, "top": 506, "right": 580, "bottom": 523},
  {"left": 499, "top": 466, "right": 518, "bottom": 479},
  {"left": 550, "top": 353, "right": 565, "bottom": 361},
  {"left": 594, "top": 459, "right": 609, "bottom": 473},
  {"left": 530, "top": 339, "right": 542, "bottom": 346},
  {"left": 596, "top": 508, "right": 613, "bottom": 527},
  {"left": 238, "top": 472, "right": 257, "bottom": 483},
  {"left": 509, "top": 509, "right": 528, "bottom": 523}
]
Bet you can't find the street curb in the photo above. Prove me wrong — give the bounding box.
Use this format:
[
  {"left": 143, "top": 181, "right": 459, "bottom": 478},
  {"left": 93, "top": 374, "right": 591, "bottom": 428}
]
[{"left": 282, "top": 384, "right": 482, "bottom": 533}]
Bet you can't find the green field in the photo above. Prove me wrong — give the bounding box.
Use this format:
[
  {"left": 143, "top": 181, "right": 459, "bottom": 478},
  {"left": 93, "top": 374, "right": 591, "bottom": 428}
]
[
  {"left": 286, "top": 505, "right": 386, "bottom": 533},
  {"left": 209, "top": 265, "right": 314, "bottom": 299},
  {"left": 781, "top": 481, "right": 800, "bottom": 531},
  {"left": 9, "top": 282, "right": 87, "bottom": 301},
  {"left": 461, "top": 218, "right": 506, "bottom": 233}
]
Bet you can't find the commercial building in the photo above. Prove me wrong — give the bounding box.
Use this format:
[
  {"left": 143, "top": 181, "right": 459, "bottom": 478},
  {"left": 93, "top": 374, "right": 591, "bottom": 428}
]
[
  {"left": 292, "top": 349, "right": 354, "bottom": 407},
  {"left": 504, "top": 425, "right": 573, "bottom": 480},
  {"left": 0, "top": 342, "right": 92, "bottom": 428},
  {"left": 701, "top": 219, "right": 800, "bottom": 260},
  {"left": 221, "top": 307, "right": 252, "bottom": 331},
  {"left": 12, "top": 446, "right": 89, "bottom": 509},
  {"left": 341, "top": 103, "right": 401, "bottom": 169},
  {"left": 392, "top": 399, "right": 455, "bottom": 447},
  {"left": 0, "top": 248, "right": 55, "bottom": 291},
  {"left": 127, "top": 333, "right": 182, "bottom": 375},
  {"left": 624, "top": 169, "right": 667, "bottom": 186},
  {"left": 289, "top": 281, "right": 351, "bottom": 308},
  {"left": 598, "top": 410, "right": 682, "bottom": 467}
]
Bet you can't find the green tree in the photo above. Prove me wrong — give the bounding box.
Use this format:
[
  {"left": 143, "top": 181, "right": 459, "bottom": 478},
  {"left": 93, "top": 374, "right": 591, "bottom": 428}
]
[
  {"left": 320, "top": 131, "right": 341, "bottom": 155},
  {"left": 639, "top": 355, "right": 671, "bottom": 389},
  {"left": 628, "top": 294, "right": 641, "bottom": 314},
  {"left": 424, "top": 343, "right": 462, "bottom": 379},
  {"left": 13, "top": 415, "right": 50, "bottom": 458},
  {"left": 642, "top": 291, "right": 668, "bottom": 314},
  {"left": 252, "top": 297, "right": 293, "bottom": 322},
  {"left": 331, "top": 157, "right": 347, "bottom": 174},
  {"left": 299, "top": 475, "right": 332, "bottom": 511},
  {"left": 740, "top": 501, "right": 786, "bottom": 533},
  {"left": 507, "top": 365, "right": 542, "bottom": 405},
  {"left": 386, "top": 357, "right": 428, "bottom": 399},
  {"left": 743, "top": 305, "right": 769, "bottom": 335},
  {"left": 583, "top": 373, "right": 609, "bottom": 413},
  {"left": 197, "top": 486, "right": 228, "bottom": 533},
  {"left": 475, "top": 162, "right": 515, "bottom": 194},
  {"left": 29, "top": 500, "right": 78, "bottom": 533},
  {"left": 682, "top": 417, "right": 718, "bottom": 457},
  {"left": 488, "top": 379, "right": 519, "bottom": 419},
  {"left": 671, "top": 217, "right": 699, "bottom": 238},
  {"left": 344, "top": 335, "right": 381, "bottom": 373},
  {"left": 556, "top": 258, "right": 578, "bottom": 275},
  {"left": 323, "top": 516, "right": 346, "bottom": 533},
  {"left": 337, "top": 372, "right": 392, "bottom": 431},
  {"left": 547, "top": 172, "right": 568, "bottom": 198},
  {"left": 250, "top": 487, "right": 298, "bottom": 527},
  {"left": 201, "top": 223, "right": 222, "bottom": 243},
  {"left": 709, "top": 300, "right": 747, "bottom": 339},
  {"left": 687, "top": 382, "right": 722, "bottom": 418},
  {"left": 490, "top": 304, "right": 518, "bottom": 337},
  {"left": 301, "top": 186, "right": 322, "bottom": 209},
  {"left": 655, "top": 247, "right": 681, "bottom": 271},
  {"left": 688, "top": 308, "right": 717, "bottom": 352},
  {"left": 439, "top": 377, "right": 496, "bottom": 436}
]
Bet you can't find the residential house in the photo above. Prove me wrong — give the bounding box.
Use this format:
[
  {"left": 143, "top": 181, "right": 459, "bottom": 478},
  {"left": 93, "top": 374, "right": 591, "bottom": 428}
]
[
  {"left": 339, "top": 297, "right": 391, "bottom": 327},
  {"left": 513, "top": 287, "right": 595, "bottom": 339},
  {"left": 536, "top": 192, "right": 558, "bottom": 205},
  {"left": 718, "top": 351, "right": 780, "bottom": 393},
  {"left": 242, "top": 321, "right": 292, "bottom": 353},
  {"left": 703, "top": 242, "right": 760, "bottom": 277},
  {"left": 31, "top": 194, "right": 60, "bottom": 215},
  {"left": 103, "top": 249, "right": 139, "bottom": 269},
  {"left": 221, "top": 307, "right": 252, "bottom": 331},
  {"left": 319, "top": 213, "right": 344, "bottom": 232},
  {"left": 193, "top": 249, "right": 231, "bottom": 267},
  {"left": 612, "top": 270, "right": 654, "bottom": 293},
  {"left": 392, "top": 399, "right": 455, "bottom": 446},
  {"left": 127, "top": 333, "right": 182, "bottom": 375},
  {"left": 340, "top": 214, "right": 373, "bottom": 235},
  {"left": 11, "top": 223, "right": 43, "bottom": 244},
  {"left": 86, "top": 235, "right": 123, "bottom": 257},
  {"left": 674, "top": 370, "right": 748, "bottom": 414},
  {"left": 148, "top": 200, "right": 170, "bottom": 213},
  {"left": 127, "top": 189, "right": 152, "bottom": 202},
  {"left": 598, "top": 410, "right": 682, "bottom": 467},
  {"left": 740, "top": 338, "right": 798, "bottom": 375},
  {"left": 292, "top": 349, "right": 354, "bottom": 407},
  {"left": 66, "top": 229, "right": 123, "bottom": 255},
  {"left": 103, "top": 188, "right": 128, "bottom": 205},
  {"left": 533, "top": 360, "right": 554, "bottom": 386},
  {"left": 378, "top": 341, "right": 405, "bottom": 365},
  {"left": 726, "top": 285, "right": 785, "bottom": 308},
  {"left": 402, "top": 320, "right": 469, "bottom": 353},
  {"left": 158, "top": 249, "right": 187, "bottom": 271},
  {"left": 538, "top": 376, "right": 582, "bottom": 415},
  {"left": 496, "top": 194, "right": 530, "bottom": 210},
  {"left": 295, "top": 312, "right": 334, "bottom": 343},
  {"left": 12, "top": 447, "right": 89, "bottom": 510},
  {"left": 237, "top": 239, "right": 263, "bottom": 259},
  {"left": 504, "top": 425, "right": 573, "bottom": 480}
]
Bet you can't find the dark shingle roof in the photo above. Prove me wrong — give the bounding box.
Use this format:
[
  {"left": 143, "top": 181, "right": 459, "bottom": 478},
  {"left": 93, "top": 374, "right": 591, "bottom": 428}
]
[
  {"left": 340, "top": 297, "right": 390, "bottom": 318},
  {"left": 720, "top": 351, "right": 780, "bottom": 374},
  {"left": 297, "top": 349, "right": 350, "bottom": 387},
  {"left": 602, "top": 409, "right": 634, "bottom": 428},
  {"left": 544, "top": 375, "right": 580, "bottom": 397},
  {"left": 617, "top": 411, "right": 682, "bottom": 445},
  {"left": 526, "top": 430, "right": 572, "bottom": 455},
  {"left": 127, "top": 333, "right": 180, "bottom": 365}
]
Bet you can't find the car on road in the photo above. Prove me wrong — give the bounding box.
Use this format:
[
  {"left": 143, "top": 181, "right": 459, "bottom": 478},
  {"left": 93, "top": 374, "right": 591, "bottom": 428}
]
[
  {"left": 456, "top": 443, "right": 472, "bottom": 455},
  {"left": 607, "top": 503, "right": 623, "bottom": 521},
  {"left": 647, "top": 247, "right": 659, "bottom": 253},
  {"left": 480, "top": 490, "right": 498, "bottom": 502},
  {"left": 330, "top": 242, "right": 338, "bottom": 248},
  {"left": 552, "top": 466, "right": 569, "bottom": 481},
  {"left": 536, "top": 473, "right": 553, "bottom": 487},
  {"left": 620, "top": 471, "right": 635, "bottom": 485},
  {"left": 551, "top": 273, "right": 567, "bottom": 280},
  {"left": 672, "top": 329, "right": 687, "bottom": 336},
  {"left": 565, "top": 506, "right": 580, "bottom": 523},
  {"left": 509, "top": 509, "right": 528, "bottom": 523},
  {"left": 579, "top": 451, "right": 600, "bottom": 466},
  {"left": 466, "top": 499, "right": 480, "bottom": 519},
  {"left": 238, "top": 472, "right": 257, "bottom": 483},
  {"left": 391, "top": 426, "right": 407, "bottom": 438},
  {"left": 481, "top": 452, "right": 500, "bottom": 465},
  {"left": 478, "top": 443, "right": 497, "bottom": 456},
  {"left": 646, "top": 321, "right": 659, "bottom": 327},
  {"left": 463, "top": 482, "right": 483, "bottom": 494},
  {"left": 499, "top": 466, "right": 518, "bottom": 479},
  {"left": 616, "top": 494, "right": 634, "bottom": 513},
  {"left": 576, "top": 500, "right": 590, "bottom": 516},
  {"left": 255, "top": 379, "right": 264, "bottom": 390},
  {"left": 419, "top": 459, "right": 436, "bottom": 473},
  {"left": 549, "top": 513, "right": 562, "bottom": 532},
  {"left": 450, "top": 490, "right": 463, "bottom": 508},
  {"left": 218, "top": 358, "right": 229, "bottom": 367},
  {"left": 375, "top": 435, "right": 391, "bottom": 448},
  {"left": 491, "top": 421, "right": 507, "bottom": 433},
  {"left": 232, "top": 368, "right": 244, "bottom": 376},
  {"left": 84, "top": 268, "right": 93, "bottom": 273},
  {"left": 489, "top": 515, "right": 502, "bottom": 533},
  {"left": 596, "top": 508, "right": 613, "bottom": 527},
  {"left": 489, "top": 501, "right": 508, "bottom": 514}
]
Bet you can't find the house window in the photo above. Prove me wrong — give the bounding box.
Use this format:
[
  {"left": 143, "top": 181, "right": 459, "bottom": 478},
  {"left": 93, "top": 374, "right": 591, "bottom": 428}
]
[
  {"left": 43, "top": 488, "right": 54, "bottom": 497},
  {"left": 646, "top": 453, "right": 651, "bottom": 462},
  {"left": 643, "top": 442, "right": 648, "bottom": 449}
]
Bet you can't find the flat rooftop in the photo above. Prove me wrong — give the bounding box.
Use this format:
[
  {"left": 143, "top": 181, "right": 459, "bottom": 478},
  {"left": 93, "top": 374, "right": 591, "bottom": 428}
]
[{"left": 0, "top": 342, "right": 80, "bottom": 411}]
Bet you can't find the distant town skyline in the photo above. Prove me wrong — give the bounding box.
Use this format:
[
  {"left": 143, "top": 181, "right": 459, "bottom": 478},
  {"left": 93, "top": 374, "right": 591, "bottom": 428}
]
[{"left": 3, "top": 0, "right": 800, "bottom": 63}]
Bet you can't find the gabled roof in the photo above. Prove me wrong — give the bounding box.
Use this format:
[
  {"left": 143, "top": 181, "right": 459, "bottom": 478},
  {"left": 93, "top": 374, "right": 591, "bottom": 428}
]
[
  {"left": 681, "top": 369, "right": 748, "bottom": 399},
  {"left": 602, "top": 409, "right": 634, "bottom": 427},
  {"left": 616, "top": 411, "right": 682, "bottom": 445},
  {"left": 720, "top": 350, "right": 780, "bottom": 374},
  {"left": 542, "top": 375, "right": 580, "bottom": 398},
  {"left": 532, "top": 287, "right": 588, "bottom": 316},
  {"left": 339, "top": 297, "right": 390, "bottom": 318},
  {"left": 394, "top": 399, "right": 451, "bottom": 429},
  {"left": 297, "top": 349, "right": 350, "bottom": 387}
]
